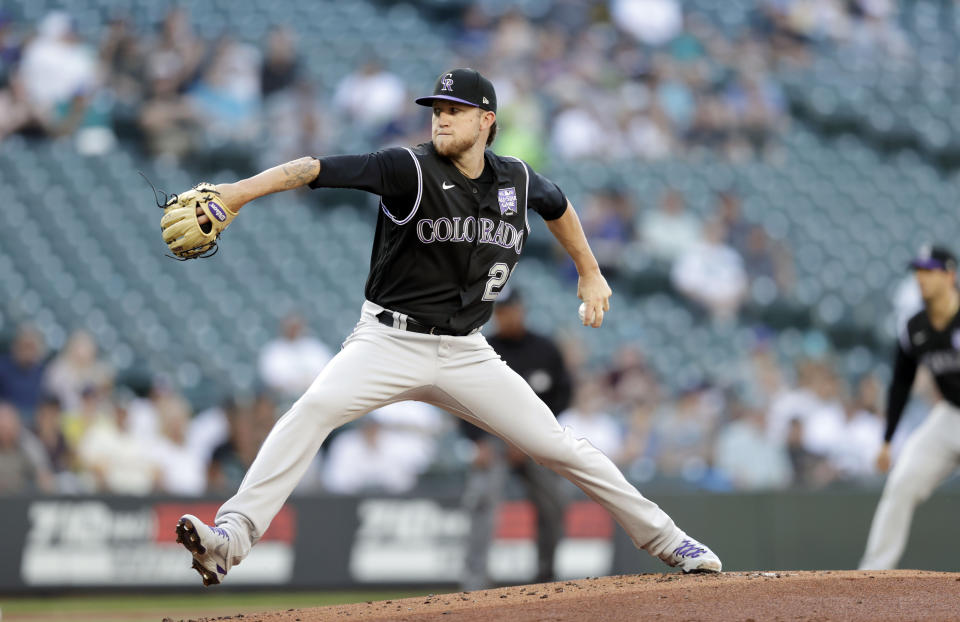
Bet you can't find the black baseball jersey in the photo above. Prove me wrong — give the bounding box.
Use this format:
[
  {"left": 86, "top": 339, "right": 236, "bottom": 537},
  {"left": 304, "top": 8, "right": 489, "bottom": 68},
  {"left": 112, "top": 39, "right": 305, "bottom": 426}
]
[
  {"left": 885, "top": 308, "right": 960, "bottom": 441},
  {"left": 310, "top": 143, "right": 567, "bottom": 334}
]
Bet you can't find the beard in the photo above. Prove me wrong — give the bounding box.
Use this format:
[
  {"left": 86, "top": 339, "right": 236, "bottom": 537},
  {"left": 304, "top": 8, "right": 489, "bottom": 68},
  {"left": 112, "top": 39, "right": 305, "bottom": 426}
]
[{"left": 433, "top": 127, "right": 481, "bottom": 158}]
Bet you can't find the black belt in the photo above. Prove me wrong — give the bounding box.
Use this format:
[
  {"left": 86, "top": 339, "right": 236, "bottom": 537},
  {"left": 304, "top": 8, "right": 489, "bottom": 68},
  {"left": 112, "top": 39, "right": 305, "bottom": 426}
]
[{"left": 375, "top": 310, "right": 472, "bottom": 336}]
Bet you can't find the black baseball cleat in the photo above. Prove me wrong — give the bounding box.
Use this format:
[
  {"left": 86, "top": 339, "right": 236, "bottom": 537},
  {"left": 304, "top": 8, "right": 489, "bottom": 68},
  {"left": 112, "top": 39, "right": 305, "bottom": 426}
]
[{"left": 175, "top": 514, "right": 240, "bottom": 586}]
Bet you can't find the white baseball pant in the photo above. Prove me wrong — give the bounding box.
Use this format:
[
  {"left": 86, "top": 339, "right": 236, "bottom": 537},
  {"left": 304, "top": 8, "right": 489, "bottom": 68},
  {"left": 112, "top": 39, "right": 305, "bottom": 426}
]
[
  {"left": 859, "top": 401, "right": 960, "bottom": 569},
  {"left": 216, "top": 301, "right": 685, "bottom": 562}
]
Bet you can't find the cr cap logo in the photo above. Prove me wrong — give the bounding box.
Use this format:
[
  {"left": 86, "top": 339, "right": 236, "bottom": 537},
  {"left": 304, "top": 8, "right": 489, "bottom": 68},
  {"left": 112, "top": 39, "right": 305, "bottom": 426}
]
[
  {"left": 440, "top": 73, "right": 454, "bottom": 92},
  {"left": 207, "top": 200, "right": 227, "bottom": 222}
]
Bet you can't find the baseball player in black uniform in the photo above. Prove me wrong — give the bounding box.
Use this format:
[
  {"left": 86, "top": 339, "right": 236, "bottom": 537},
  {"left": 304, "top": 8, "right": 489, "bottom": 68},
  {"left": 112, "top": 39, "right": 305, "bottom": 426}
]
[
  {"left": 174, "top": 68, "right": 721, "bottom": 586},
  {"left": 860, "top": 245, "right": 960, "bottom": 569}
]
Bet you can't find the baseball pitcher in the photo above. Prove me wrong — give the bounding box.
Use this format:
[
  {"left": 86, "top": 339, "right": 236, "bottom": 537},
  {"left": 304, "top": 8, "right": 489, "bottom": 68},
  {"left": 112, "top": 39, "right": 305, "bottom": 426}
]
[{"left": 165, "top": 68, "right": 721, "bottom": 585}]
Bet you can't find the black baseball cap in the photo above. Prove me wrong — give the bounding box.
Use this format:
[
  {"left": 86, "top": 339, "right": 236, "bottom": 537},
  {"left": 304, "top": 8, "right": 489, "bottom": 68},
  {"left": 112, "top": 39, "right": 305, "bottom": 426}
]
[
  {"left": 415, "top": 68, "right": 497, "bottom": 113},
  {"left": 909, "top": 244, "right": 957, "bottom": 271}
]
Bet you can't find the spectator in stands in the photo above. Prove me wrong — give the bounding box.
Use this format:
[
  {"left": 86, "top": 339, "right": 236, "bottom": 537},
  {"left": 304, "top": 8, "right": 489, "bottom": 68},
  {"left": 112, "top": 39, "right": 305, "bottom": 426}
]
[
  {"left": 0, "top": 12, "right": 23, "bottom": 84},
  {"left": 0, "top": 73, "right": 40, "bottom": 140},
  {"left": 16, "top": 11, "right": 97, "bottom": 137},
  {"left": 577, "top": 186, "right": 636, "bottom": 276},
  {"left": 801, "top": 362, "right": 847, "bottom": 458},
  {"left": 558, "top": 377, "right": 625, "bottom": 463},
  {"left": 44, "top": 329, "right": 113, "bottom": 413},
  {"left": 621, "top": 396, "right": 659, "bottom": 483},
  {"left": 741, "top": 225, "right": 796, "bottom": 296},
  {"left": 332, "top": 59, "right": 405, "bottom": 135},
  {"left": 739, "top": 343, "right": 787, "bottom": 409},
  {"left": 153, "top": 394, "right": 206, "bottom": 496},
  {"left": 550, "top": 99, "right": 609, "bottom": 160},
  {"left": 641, "top": 189, "right": 703, "bottom": 262},
  {"left": 126, "top": 377, "right": 170, "bottom": 444},
  {"left": 606, "top": 346, "right": 663, "bottom": 416},
  {"left": 0, "top": 401, "right": 54, "bottom": 494},
  {"left": 188, "top": 35, "right": 262, "bottom": 145},
  {"left": 766, "top": 358, "right": 822, "bottom": 446},
  {"left": 710, "top": 190, "right": 793, "bottom": 294},
  {"left": 31, "top": 394, "right": 75, "bottom": 492},
  {"left": 77, "top": 393, "right": 160, "bottom": 495},
  {"left": 189, "top": 396, "right": 239, "bottom": 473},
  {"left": 61, "top": 384, "right": 112, "bottom": 453},
  {"left": 735, "top": 75, "right": 786, "bottom": 159},
  {"left": 784, "top": 417, "right": 826, "bottom": 488},
  {"left": 139, "top": 64, "right": 201, "bottom": 161},
  {"left": 322, "top": 412, "right": 421, "bottom": 494},
  {"left": 714, "top": 190, "right": 751, "bottom": 253},
  {"left": 98, "top": 17, "right": 146, "bottom": 116},
  {"left": 146, "top": 7, "right": 204, "bottom": 96},
  {"left": 452, "top": 4, "right": 494, "bottom": 60},
  {"left": 260, "top": 77, "right": 328, "bottom": 169},
  {"left": 650, "top": 383, "right": 722, "bottom": 480},
  {"left": 0, "top": 324, "right": 48, "bottom": 421},
  {"left": 828, "top": 374, "right": 884, "bottom": 480},
  {"left": 686, "top": 92, "right": 732, "bottom": 152},
  {"left": 490, "top": 10, "right": 539, "bottom": 61},
  {"left": 611, "top": 0, "right": 683, "bottom": 47},
  {"left": 714, "top": 401, "right": 793, "bottom": 490},
  {"left": 489, "top": 76, "right": 547, "bottom": 169},
  {"left": 208, "top": 404, "right": 258, "bottom": 495},
  {"left": 359, "top": 400, "right": 441, "bottom": 479},
  {"left": 260, "top": 27, "right": 299, "bottom": 99},
  {"left": 625, "top": 102, "right": 675, "bottom": 160},
  {"left": 652, "top": 60, "right": 698, "bottom": 137},
  {"left": 671, "top": 219, "right": 748, "bottom": 321},
  {"left": 258, "top": 313, "right": 332, "bottom": 400}
]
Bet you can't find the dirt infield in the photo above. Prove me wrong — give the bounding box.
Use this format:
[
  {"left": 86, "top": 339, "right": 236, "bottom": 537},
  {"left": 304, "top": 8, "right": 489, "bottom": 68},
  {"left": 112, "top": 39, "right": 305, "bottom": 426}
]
[{"left": 169, "top": 570, "right": 960, "bottom": 622}]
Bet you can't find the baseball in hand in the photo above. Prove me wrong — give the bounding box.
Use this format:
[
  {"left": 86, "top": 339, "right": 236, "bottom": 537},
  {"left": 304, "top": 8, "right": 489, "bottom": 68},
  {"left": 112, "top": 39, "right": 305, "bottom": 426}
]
[{"left": 578, "top": 302, "right": 587, "bottom": 323}]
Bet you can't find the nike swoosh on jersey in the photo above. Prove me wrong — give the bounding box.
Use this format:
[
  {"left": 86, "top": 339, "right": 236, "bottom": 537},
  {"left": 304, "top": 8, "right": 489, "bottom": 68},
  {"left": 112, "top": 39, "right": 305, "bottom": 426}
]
[{"left": 442, "top": 182, "right": 455, "bottom": 190}]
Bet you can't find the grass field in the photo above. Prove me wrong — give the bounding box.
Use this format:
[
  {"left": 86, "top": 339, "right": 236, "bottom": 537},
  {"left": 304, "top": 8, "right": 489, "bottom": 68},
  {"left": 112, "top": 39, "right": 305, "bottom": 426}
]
[{"left": 0, "top": 590, "right": 431, "bottom": 622}]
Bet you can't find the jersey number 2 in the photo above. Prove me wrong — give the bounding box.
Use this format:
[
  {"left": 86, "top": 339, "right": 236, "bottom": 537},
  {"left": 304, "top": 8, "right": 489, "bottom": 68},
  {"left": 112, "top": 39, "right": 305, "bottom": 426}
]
[{"left": 482, "top": 262, "right": 512, "bottom": 301}]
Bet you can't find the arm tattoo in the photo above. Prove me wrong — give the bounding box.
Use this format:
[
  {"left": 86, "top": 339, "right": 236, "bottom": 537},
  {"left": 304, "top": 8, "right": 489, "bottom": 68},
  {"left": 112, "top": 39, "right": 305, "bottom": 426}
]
[{"left": 281, "top": 157, "right": 320, "bottom": 188}]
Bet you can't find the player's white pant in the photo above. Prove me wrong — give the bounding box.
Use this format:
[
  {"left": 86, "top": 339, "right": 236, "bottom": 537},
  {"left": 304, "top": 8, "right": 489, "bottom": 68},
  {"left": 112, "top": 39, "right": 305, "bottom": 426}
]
[
  {"left": 216, "top": 301, "right": 685, "bottom": 562},
  {"left": 859, "top": 401, "right": 960, "bottom": 569}
]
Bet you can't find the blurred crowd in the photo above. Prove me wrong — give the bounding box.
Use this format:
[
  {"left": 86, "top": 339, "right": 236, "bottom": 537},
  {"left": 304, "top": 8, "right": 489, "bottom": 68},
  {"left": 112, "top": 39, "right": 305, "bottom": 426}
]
[
  {"left": 0, "top": 1, "right": 921, "bottom": 163},
  {"left": 0, "top": 305, "right": 933, "bottom": 497},
  {"left": 572, "top": 184, "right": 795, "bottom": 321},
  {"left": 0, "top": 0, "right": 930, "bottom": 498},
  {"left": 0, "top": 1, "right": 918, "bottom": 163}
]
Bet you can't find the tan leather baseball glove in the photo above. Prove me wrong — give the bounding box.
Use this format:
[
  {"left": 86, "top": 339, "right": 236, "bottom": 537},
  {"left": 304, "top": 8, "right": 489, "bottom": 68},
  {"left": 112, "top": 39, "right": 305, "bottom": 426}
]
[{"left": 160, "top": 183, "right": 237, "bottom": 259}]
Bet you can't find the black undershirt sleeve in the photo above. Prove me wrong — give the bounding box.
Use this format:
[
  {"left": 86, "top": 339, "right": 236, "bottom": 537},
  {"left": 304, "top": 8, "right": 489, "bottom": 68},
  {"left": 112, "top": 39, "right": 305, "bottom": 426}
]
[
  {"left": 884, "top": 343, "right": 919, "bottom": 442},
  {"left": 309, "top": 147, "right": 418, "bottom": 200},
  {"left": 527, "top": 168, "right": 568, "bottom": 221}
]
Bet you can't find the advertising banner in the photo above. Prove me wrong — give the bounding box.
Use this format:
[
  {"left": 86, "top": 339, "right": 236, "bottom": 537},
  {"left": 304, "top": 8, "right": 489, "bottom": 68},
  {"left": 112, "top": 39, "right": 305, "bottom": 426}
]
[{"left": 0, "top": 495, "right": 613, "bottom": 591}]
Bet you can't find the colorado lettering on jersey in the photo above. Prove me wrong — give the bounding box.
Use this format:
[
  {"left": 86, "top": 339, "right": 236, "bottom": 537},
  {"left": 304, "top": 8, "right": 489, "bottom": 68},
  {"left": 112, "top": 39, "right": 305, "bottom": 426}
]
[{"left": 416, "top": 216, "right": 525, "bottom": 254}]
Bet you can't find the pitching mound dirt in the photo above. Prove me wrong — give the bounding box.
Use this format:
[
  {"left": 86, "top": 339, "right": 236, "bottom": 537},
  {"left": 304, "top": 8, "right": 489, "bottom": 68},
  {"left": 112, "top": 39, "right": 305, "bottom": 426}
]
[{"left": 175, "top": 570, "right": 960, "bottom": 622}]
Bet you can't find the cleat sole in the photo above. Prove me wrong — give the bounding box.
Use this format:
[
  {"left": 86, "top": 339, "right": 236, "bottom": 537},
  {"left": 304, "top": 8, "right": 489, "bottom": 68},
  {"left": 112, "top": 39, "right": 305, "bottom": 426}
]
[
  {"left": 192, "top": 559, "right": 220, "bottom": 586},
  {"left": 175, "top": 518, "right": 207, "bottom": 555},
  {"left": 683, "top": 564, "right": 722, "bottom": 575},
  {"left": 176, "top": 517, "right": 219, "bottom": 587}
]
